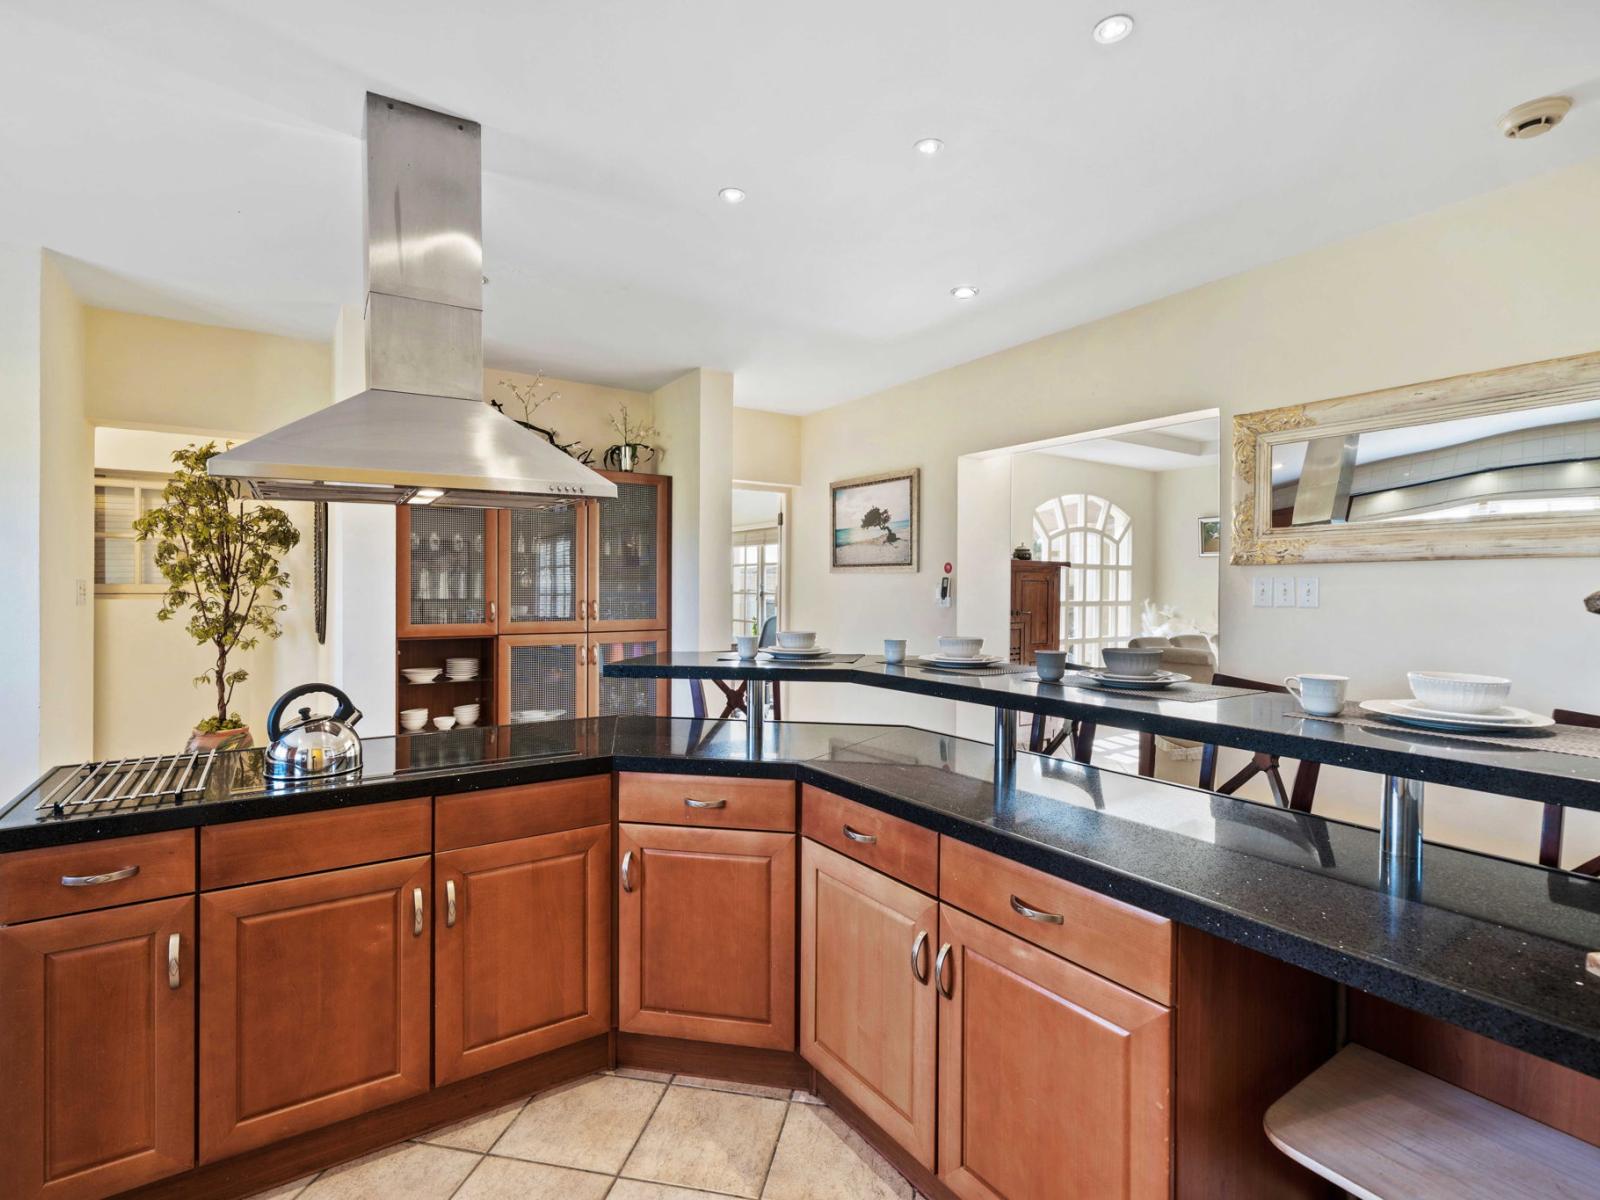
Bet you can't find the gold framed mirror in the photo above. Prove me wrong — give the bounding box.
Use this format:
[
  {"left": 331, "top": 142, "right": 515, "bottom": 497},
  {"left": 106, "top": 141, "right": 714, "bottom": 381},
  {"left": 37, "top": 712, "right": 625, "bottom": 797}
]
[{"left": 1231, "top": 350, "right": 1600, "bottom": 564}]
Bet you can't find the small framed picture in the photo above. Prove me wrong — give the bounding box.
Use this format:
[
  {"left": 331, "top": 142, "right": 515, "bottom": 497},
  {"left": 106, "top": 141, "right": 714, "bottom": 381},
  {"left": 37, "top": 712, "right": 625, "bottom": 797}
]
[
  {"left": 1198, "top": 516, "right": 1221, "bottom": 557},
  {"left": 830, "top": 468, "right": 919, "bottom": 572}
]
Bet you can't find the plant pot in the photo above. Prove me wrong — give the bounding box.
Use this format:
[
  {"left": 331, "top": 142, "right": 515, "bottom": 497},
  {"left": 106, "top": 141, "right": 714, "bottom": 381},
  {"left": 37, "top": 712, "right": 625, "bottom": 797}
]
[{"left": 186, "top": 725, "right": 253, "bottom": 754}]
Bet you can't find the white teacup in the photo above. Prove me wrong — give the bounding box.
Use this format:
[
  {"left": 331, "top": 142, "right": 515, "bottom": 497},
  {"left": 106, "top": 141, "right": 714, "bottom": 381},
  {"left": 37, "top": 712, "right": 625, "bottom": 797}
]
[
  {"left": 1034, "top": 650, "right": 1068, "bottom": 683},
  {"left": 1285, "top": 674, "right": 1348, "bottom": 717},
  {"left": 734, "top": 635, "right": 758, "bottom": 659},
  {"left": 883, "top": 639, "right": 907, "bottom": 664}
]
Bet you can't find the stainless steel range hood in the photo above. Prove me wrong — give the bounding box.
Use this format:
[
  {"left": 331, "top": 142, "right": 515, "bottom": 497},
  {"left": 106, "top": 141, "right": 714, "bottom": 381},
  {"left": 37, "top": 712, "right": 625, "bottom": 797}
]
[{"left": 209, "top": 94, "right": 616, "bottom": 509}]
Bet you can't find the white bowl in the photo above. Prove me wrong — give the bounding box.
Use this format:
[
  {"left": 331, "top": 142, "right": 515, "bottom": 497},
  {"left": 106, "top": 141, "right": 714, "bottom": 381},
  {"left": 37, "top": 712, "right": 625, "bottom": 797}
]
[
  {"left": 433, "top": 715, "right": 457, "bottom": 731},
  {"left": 401, "top": 667, "right": 441, "bottom": 683},
  {"left": 399, "top": 710, "right": 428, "bottom": 731},
  {"left": 777, "top": 630, "right": 816, "bottom": 649},
  {"left": 1407, "top": 671, "right": 1511, "bottom": 714},
  {"left": 937, "top": 636, "right": 984, "bottom": 658},
  {"left": 1101, "top": 646, "right": 1165, "bottom": 677}
]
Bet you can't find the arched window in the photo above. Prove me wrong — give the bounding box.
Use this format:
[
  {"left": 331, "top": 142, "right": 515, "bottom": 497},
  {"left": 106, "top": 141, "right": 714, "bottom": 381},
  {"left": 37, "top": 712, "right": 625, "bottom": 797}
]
[{"left": 1032, "top": 493, "right": 1133, "bottom": 667}]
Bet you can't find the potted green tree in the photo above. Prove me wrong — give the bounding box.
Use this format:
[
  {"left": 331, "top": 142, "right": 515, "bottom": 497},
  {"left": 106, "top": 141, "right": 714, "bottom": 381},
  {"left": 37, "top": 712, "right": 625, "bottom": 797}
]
[{"left": 134, "top": 442, "right": 300, "bottom": 751}]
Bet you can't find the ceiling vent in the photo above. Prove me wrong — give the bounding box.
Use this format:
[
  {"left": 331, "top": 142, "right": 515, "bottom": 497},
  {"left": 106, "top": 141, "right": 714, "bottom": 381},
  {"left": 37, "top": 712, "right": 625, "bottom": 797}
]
[{"left": 1498, "top": 96, "right": 1572, "bottom": 140}]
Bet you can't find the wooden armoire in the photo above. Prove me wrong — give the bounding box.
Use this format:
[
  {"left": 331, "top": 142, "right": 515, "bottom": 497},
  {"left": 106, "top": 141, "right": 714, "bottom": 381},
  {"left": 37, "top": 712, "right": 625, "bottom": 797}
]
[{"left": 1009, "top": 559, "right": 1067, "bottom": 664}]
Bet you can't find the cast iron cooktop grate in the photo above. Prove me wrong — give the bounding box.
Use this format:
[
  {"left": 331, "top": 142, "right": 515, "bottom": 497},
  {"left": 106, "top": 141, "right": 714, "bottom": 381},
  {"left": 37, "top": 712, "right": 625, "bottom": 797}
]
[{"left": 36, "top": 751, "right": 219, "bottom": 816}]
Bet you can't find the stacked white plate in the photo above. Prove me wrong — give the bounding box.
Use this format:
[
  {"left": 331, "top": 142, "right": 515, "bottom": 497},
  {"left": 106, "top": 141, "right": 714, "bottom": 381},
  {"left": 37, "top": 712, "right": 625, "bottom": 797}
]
[
  {"left": 452, "top": 703, "right": 481, "bottom": 728},
  {"left": 511, "top": 708, "right": 567, "bottom": 723},
  {"left": 1359, "top": 699, "right": 1554, "bottom": 734},
  {"left": 920, "top": 652, "right": 1004, "bottom": 668},
  {"left": 1080, "top": 669, "right": 1190, "bottom": 691},
  {"left": 758, "top": 645, "right": 833, "bottom": 660},
  {"left": 445, "top": 657, "right": 480, "bottom": 681}
]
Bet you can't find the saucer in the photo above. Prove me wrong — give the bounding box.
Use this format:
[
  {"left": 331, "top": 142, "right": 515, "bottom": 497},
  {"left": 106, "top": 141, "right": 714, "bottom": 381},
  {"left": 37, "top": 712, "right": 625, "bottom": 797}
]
[{"left": 1081, "top": 670, "right": 1189, "bottom": 691}]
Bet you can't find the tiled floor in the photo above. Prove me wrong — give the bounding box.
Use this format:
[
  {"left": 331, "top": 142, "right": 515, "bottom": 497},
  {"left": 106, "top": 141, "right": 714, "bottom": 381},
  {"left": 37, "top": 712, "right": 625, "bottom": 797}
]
[{"left": 248, "top": 1070, "right": 924, "bottom": 1200}]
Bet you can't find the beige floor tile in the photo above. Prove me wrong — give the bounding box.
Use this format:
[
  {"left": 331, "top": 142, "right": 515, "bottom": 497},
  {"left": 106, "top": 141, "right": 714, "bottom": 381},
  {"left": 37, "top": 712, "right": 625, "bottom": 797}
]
[
  {"left": 608, "top": 1181, "right": 733, "bottom": 1199},
  {"left": 415, "top": 1099, "right": 525, "bottom": 1152},
  {"left": 622, "top": 1086, "right": 787, "bottom": 1198},
  {"left": 761, "top": 1104, "right": 912, "bottom": 1200},
  {"left": 609, "top": 1067, "right": 676, "bottom": 1083},
  {"left": 244, "top": 1175, "right": 316, "bottom": 1200},
  {"left": 297, "top": 1143, "right": 479, "bottom": 1200},
  {"left": 454, "top": 1155, "right": 612, "bottom": 1200},
  {"left": 673, "top": 1074, "right": 793, "bottom": 1101},
  {"left": 789, "top": 1090, "right": 825, "bottom": 1105},
  {"left": 494, "top": 1073, "right": 666, "bottom": 1173}
]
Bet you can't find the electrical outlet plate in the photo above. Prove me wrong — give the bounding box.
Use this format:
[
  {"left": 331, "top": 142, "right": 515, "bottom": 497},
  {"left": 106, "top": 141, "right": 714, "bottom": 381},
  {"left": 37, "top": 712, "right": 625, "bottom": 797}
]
[
  {"left": 1252, "top": 577, "right": 1273, "bottom": 607},
  {"left": 1274, "top": 577, "right": 1297, "bottom": 607},
  {"left": 1297, "top": 577, "right": 1319, "bottom": 608}
]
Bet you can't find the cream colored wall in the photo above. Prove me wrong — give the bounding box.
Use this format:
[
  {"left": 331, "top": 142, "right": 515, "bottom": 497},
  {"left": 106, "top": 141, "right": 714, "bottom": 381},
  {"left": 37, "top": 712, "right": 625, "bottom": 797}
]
[
  {"left": 39, "top": 256, "right": 93, "bottom": 769},
  {"left": 487, "top": 369, "right": 653, "bottom": 469},
  {"left": 1152, "top": 465, "right": 1220, "bottom": 632},
  {"left": 733, "top": 408, "right": 801, "bottom": 485},
  {"left": 789, "top": 156, "right": 1600, "bottom": 864}
]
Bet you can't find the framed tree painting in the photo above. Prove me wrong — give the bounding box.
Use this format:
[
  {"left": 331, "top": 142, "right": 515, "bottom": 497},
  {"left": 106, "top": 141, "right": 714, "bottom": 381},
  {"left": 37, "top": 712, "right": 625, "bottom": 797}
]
[{"left": 831, "top": 468, "right": 919, "bottom": 572}]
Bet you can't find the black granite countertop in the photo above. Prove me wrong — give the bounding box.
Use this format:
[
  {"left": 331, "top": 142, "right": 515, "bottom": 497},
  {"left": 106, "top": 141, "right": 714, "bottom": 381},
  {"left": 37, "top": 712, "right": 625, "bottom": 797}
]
[
  {"left": 6, "top": 716, "right": 1600, "bottom": 1078},
  {"left": 604, "top": 652, "right": 1600, "bottom": 810}
]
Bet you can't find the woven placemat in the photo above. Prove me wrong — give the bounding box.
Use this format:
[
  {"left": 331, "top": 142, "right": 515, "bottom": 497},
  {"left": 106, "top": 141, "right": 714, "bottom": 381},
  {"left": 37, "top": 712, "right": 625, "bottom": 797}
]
[
  {"left": 1302, "top": 705, "right": 1600, "bottom": 759},
  {"left": 1035, "top": 675, "right": 1267, "bottom": 704}
]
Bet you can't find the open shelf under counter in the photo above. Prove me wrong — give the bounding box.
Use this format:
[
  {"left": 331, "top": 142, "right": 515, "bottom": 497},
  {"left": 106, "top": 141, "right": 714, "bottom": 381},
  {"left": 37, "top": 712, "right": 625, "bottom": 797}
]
[{"left": 1264, "top": 1045, "right": 1600, "bottom": 1200}]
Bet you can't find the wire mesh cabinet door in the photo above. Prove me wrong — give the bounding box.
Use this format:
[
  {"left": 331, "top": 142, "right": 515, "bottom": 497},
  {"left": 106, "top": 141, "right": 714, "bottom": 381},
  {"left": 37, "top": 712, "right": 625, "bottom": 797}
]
[
  {"left": 497, "top": 508, "right": 588, "bottom": 634},
  {"left": 589, "top": 473, "right": 671, "bottom": 633},
  {"left": 591, "top": 633, "right": 670, "bottom": 717},
  {"left": 398, "top": 507, "right": 499, "bottom": 637},
  {"left": 498, "top": 634, "right": 589, "bottom": 723}
]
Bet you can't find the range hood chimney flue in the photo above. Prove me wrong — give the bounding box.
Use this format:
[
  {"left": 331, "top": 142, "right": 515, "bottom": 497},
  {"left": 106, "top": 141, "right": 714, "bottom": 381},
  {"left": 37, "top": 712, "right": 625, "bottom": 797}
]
[{"left": 208, "top": 93, "right": 616, "bottom": 509}]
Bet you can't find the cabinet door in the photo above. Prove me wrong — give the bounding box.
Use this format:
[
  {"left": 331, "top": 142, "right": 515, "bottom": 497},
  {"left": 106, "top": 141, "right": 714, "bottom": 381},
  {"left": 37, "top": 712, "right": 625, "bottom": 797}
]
[
  {"left": 0, "top": 898, "right": 195, "bottom": 1200},
  {"left": 435, "top": 824, "right": 611, "bottom": 1084},
  {"left": 937, "top": 904, "right": 1171, "bottom": 1200},
  {"left": 398, "top": 506, "right": 498, "bottom": 636},
  {"left": 199, "top": 857, "right": 432, "bottom": 1161},
  {"left": 590, "top": 473, "right": 671, "bottom": 632},
  {"left": 591, "top": 632, "right": 670, "bottom": 717},
  {"left": 499, "top": 633, "right": 588, "bottom": 723},
  {"left": 618, "top": 823, "right": 794, "bottom": 1049},
  {"left": 498, "top": 507, "right": 587, "bottom": 634},
  {"left": 800, "top": 840, "right": 937, "bottom": 1168}
]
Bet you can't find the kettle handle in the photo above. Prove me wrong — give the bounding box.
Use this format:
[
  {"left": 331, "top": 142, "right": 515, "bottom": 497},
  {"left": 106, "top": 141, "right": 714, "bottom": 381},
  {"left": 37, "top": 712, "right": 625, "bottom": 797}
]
[{"left": 267, "top": 683, "right": 361, "bottom": 741}]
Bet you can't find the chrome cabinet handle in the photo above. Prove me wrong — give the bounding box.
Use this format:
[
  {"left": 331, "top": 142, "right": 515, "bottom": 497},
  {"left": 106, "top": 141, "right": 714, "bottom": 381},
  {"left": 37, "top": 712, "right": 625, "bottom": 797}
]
[
  {"left": 911, "top": 930, "right": 930, "bottom": 984},
  {"left": 413, "top": 887, "right": 424, "bottom": 936},
  {"left": 61, "top": 864, "right": 139, "bottom": 887},
  {"left": 842, "top": 825, "right": 877, "bottom": 845},
  {"left": 934, "top": 942, "right": 954, "bottom": 999},
  {"left": 1009, "top": 895, "right": 1064, "bottom": 925},
  {"left": 684, "top": 797, "right": 727, "bottom": 810},
  {"left": 167, "top": 933, "right": 181, "bottom": 990},
  {"left": 621, "top": 850, "right": 636, "bottom": 893},
  {"left": 446, "top": 880, "right": 457, "bottom": 928}
]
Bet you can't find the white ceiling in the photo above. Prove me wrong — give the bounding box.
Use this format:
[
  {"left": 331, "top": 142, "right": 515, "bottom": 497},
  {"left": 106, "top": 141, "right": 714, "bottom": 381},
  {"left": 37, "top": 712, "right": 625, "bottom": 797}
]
[
  {"left": 3, "top": 1, "right": 1599, "bottom": 414},
  {"left": 1034, "top": 416, "right": 1218, "bottom": 472}
]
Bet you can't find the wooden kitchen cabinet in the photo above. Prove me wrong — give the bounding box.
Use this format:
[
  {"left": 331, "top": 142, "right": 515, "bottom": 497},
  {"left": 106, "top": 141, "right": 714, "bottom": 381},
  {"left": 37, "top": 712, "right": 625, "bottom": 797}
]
[
  {"left": 398, "top": 505, "right": 499, "bottom": 637},
  {"left": 800, "top": 839, "right": 938, "bottom": 1168},
  {"left": 434, "top": 823, "right": 611, "bottom": 1084},
  {"left": 0, "top": 897, "right": 195, "bottom": 1200},
  {"left": 590, "top": 472, "right": 672, "bottom": 632},
  {"left": 499, "top": 632, "right": 588, "bottom": 723},
  {"left": 936, "top": 902, "right": 1171, "bottom": 1200},
  {"left": 198, "top": 856, "right": 432, "bottom": 1161},
  {"left": 498, "top": 505, "right": 588, "bottom": 634},
  {"left": 618, "top": 822, "right": 795, "bottom": 1049},
  {"left": 591, "top": 631, "right": 671, "bottom": 717}
]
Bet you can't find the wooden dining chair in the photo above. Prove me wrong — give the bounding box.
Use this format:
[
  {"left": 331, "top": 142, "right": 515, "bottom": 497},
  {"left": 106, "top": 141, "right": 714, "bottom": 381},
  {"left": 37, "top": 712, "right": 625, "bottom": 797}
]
[
  {"left": 1028, "top": 713, "right": 1096, "bottom": 764},
  {"left": 1538, "top": 708, "right": 1600, "bottom": 875},
  {"left": 1145, "top": 672, "right": 1321, "bottom": 812}
]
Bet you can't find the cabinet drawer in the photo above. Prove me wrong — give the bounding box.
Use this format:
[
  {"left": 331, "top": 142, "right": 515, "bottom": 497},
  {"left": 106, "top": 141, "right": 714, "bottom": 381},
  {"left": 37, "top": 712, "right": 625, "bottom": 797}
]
[
  {"left": 801, "top": 786, "right": 937, "bottom": 895},
  {"left": 200, "top": 797, "right": 431, "bottom": 889},
  {"left": 940, "top": 836, "right": 1172, "bottom": 1004},
  {"left": 437, "top": 775, "right": 611, "bottom": 851},
  {"left": 0, "top": 830, "right": 195, "bottom": 924},
  {"left": 619, "top": 772, "right": 795, "bottom": 832}
]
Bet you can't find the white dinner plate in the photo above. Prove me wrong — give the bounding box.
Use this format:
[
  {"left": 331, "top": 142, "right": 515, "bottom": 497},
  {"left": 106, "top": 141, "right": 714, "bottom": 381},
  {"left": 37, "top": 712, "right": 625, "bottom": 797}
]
[
  {"left": 1092, "top": 669, "right": 1187, "bottom": 683},
  {"left": 759, "top": 646, "right": 833, "bottom": 658},
  {"left": 1360, "top": 699, "right": 1553, "bottom": 733},
  {"left": 1081, "top": 670, "right": 1190, "bottom": 690},
  {"left": 921, "top": 654, "right": 1004, "bottom": 668},
  {"left": 510, "top": 708, "right": 567, "bottom": 723},
  {"left": 1394, "top": 699, "right": 1526, "bottom": 724}
]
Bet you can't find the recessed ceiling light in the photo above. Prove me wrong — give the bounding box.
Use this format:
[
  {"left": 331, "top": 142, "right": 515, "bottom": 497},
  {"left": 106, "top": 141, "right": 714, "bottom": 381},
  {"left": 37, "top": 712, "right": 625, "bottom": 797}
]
[
  {"left": 914, "top": 137, "right": 945, "bottom": 156},
  {"left": 1092, "top": 13, "right": 1135, "bottom": 43},
  {"left": 718, "top": 187, "right": 746, "bottom": 204},
  {"left": 950, "top": 285, "right": 979, "bottom": 300}
]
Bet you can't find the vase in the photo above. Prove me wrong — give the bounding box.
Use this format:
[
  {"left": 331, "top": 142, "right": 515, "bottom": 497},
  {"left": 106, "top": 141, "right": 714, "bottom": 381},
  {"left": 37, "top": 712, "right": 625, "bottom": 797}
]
[{"left": 186, "top": 725, "right": 253, "bottom": 754}]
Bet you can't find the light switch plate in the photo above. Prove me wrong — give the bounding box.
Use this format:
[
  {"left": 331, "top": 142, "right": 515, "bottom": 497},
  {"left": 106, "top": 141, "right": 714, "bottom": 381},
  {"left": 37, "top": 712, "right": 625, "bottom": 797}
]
[
  {"left": 1274, "top": 577, "right": 1297, "bottom": 607},
  {"left": 1252, "top": 577, "right": 1273, "bottom": 608},
  {"left": 1297, "top": 577, "right": 1319, "bottom": 608}
]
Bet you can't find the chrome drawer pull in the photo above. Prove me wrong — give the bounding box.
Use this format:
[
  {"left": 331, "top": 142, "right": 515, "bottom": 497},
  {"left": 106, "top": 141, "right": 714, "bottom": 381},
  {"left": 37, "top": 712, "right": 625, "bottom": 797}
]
[
  {"left": 934, "top": 942, "right": 954, "bottom": 999},
  {"left": 684, "top": 797, "right": 727, "bottom": 810},
  {"left": 61, "top": 865, "right": 139, "bottom": 887},
  {"left": 413, "top": 887, "right": 425, "bottom": 936},
  {"left": 1009, "top": 895, "right": 1064, "bottom": 925},
  {"left": 842, "top": 825, "right": 877, "bottom": 845},
  {"left": 167, "top": 933, "right": 181, "bottom": 990},
  {"left": 911, "top": 930, "right": 930, "bottom": 984},
  {"left": 446, "top": 880, "right": 457, "bottom": 928},
  {"left": 621, "top": 850, "right": 636, "bottom": 893}
]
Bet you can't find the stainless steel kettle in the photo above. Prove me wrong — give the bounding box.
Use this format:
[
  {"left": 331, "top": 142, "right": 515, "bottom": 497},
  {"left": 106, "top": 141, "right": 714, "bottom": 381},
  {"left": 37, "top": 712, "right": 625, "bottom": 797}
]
[{"left": 265, "top": 683, "right": 363, "bottom": 781}]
